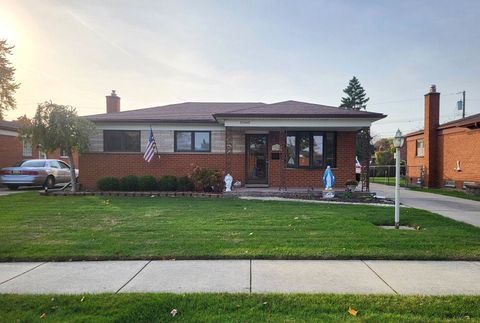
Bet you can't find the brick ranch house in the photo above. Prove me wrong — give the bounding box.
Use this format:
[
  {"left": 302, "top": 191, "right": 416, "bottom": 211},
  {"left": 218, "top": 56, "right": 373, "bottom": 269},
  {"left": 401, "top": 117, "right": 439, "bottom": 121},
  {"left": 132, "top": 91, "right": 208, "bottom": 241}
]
[
  {"left": 0, "top": 120, "right": 75, "bottom": 169},
  {"left": 406, "top": 85, "right": 480, "bottom": 188},
  {"left": 79, "top": 91, "right": 386, "bottom": 190}
]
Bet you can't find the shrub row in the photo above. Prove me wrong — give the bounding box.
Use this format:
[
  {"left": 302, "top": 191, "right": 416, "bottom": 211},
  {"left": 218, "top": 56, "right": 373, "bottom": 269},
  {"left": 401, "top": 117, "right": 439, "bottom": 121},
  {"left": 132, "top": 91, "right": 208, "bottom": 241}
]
[{"left": 97, "top": 175, "right": 194, "bottom": 192}]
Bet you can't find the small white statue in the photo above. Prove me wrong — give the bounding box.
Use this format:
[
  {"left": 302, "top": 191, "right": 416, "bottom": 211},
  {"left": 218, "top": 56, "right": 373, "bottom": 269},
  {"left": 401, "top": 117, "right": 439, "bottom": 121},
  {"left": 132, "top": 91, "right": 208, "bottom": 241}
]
[{"left": 224, "top": 173, "right": 233, "bottom": 192}]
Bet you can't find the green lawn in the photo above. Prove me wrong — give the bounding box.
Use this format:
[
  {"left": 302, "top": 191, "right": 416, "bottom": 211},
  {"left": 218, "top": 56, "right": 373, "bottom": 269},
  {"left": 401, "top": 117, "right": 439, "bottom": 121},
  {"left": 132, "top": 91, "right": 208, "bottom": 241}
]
[
  {"left": 0, "top": 193, "right": 479, "bottom": 261},
  {"left": 370, "top": 176, "right": 406, "bottom": 187},
  {"left": 1, "top": 293, "right": 479, "bottom": 322},
  {"left": 409, "top": 187, "right": 480, "bottom": 202}
]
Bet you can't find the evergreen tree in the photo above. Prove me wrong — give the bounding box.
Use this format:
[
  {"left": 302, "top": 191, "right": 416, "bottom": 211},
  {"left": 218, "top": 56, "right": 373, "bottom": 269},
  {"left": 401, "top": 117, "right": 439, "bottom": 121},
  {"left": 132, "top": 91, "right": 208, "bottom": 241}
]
[
  {"left": 0, "top": 39, "right": 20, "bottom": 119},
  {"left": 340, "top": 76, "right": 369, "bottom": 110}
]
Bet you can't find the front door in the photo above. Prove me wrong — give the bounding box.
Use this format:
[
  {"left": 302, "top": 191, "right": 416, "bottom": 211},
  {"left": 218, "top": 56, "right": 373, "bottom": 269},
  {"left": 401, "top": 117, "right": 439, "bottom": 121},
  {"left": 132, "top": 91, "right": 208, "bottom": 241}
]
[{"left": 246, "top": 134, "right": 268, "bottom": 185}]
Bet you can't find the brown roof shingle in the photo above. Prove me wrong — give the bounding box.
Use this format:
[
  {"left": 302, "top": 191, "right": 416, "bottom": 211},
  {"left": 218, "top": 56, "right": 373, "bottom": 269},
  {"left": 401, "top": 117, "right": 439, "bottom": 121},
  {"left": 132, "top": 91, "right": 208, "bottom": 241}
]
[
  {"left": 85, "top": 100, "right": 386, "bottom": 123},
  {"left": 0, "top": 120, "right": 20, "bottom": 131}
]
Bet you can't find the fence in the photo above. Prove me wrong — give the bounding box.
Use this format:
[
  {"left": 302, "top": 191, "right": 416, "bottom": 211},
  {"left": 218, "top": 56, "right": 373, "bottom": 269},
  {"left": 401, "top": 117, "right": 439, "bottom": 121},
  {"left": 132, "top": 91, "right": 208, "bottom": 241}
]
[{"left": 369, "top": 165, "right": 425, "bottom": 187}]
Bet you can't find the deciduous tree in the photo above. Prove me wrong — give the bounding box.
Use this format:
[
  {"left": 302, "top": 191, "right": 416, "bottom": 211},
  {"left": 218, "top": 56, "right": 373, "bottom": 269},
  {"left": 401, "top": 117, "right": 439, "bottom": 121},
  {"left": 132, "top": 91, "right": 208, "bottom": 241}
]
[
  {"left": 0, "top": 39, "right": 20, "bottom": 120},
  {"left": 21, "top": 102, "right": 95, "bottom": 192}
]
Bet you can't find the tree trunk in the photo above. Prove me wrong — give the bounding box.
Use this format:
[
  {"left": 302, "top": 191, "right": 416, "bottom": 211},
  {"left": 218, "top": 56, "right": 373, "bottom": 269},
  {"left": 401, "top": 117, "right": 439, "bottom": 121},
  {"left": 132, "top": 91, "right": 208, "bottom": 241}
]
[{"left": 67, "top": 149, "right": 77, "bottom": 193}]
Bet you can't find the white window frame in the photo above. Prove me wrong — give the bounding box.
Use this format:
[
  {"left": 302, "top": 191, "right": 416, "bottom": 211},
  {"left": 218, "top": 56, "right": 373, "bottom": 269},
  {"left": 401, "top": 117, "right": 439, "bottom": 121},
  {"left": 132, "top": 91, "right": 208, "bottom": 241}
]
[
  {"left": 39, "top": 150, "right": 47, "bottom": 159},
  {"left": 22, "top": 140, "right": 32, "bottom": 157}
]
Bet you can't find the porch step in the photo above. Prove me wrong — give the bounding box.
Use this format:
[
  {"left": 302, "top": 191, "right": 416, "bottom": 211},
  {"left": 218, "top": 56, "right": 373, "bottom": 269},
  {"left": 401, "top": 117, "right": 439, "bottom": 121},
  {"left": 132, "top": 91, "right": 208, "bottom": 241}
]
[{"left": 245, "top": 184, "right": 269, "bottom": 188}]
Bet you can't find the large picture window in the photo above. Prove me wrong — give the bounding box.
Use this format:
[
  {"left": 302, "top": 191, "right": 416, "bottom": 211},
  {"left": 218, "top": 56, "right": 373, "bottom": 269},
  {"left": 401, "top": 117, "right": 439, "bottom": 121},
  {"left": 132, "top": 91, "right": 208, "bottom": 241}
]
[
  {"left": 104, "top": 130, "right": 141, "bottom": 152},
  {"left": 286, "top": 131, "right": 336, "bottom": 168},
  {"left": 174, "top": 131, "right": 211, "bottom": 152}
]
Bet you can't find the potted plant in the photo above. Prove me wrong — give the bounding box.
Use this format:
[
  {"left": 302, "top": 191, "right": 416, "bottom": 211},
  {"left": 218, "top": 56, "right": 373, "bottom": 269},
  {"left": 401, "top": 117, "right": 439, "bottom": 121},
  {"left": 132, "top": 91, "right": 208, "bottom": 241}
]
[{"left": 345, "top": 179, "right": 358, "bottom": 192}]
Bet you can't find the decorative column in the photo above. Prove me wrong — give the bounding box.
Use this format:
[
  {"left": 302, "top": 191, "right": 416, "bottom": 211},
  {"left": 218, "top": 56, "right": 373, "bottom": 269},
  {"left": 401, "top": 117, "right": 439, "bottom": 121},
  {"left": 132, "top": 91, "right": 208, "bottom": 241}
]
[
  {"left": 360, "top": 127, "right": 371, "bottom": 192},
  {"left": 225, "top": 126, "right": 233, "bottom": 175},
  {"left": 279, "top": 128, "right": 287, "bottom": 191}
]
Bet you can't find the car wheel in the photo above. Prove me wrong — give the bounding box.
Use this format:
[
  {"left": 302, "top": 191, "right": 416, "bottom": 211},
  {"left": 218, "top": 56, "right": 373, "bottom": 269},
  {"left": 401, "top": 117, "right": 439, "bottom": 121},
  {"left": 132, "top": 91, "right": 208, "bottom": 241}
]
[
  {"left": 7, "top": 185, "right": 19, "bottom": 190},
  {"left": 44, "top": 176, "right": 55, "bottom": 189}
]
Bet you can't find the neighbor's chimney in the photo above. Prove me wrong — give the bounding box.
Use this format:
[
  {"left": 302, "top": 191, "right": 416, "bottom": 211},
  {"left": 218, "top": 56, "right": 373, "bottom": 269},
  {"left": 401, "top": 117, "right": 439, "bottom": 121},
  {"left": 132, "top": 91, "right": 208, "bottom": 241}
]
[
  {"left": 424, "top": 84, "right": 440, "bottom": 187},
  {"left": 106, "top": 90, "right": 120, "bottom": 113}
]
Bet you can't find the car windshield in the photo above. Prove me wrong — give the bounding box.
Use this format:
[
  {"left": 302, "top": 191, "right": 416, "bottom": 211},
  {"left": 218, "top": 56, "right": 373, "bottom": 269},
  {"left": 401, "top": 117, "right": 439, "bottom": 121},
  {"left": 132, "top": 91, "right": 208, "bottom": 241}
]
[{"left": 20, "top": 160, "right": 46, "bottom": 167}]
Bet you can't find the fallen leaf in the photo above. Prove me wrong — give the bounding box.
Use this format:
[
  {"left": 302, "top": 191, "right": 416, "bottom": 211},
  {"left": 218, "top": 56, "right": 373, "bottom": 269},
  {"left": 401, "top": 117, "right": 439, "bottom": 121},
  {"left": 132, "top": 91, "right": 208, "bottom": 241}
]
[
  {"left": 348, "top": 307, "right": 358, "bottom": 316},
  {"left": 40, "top": 313, "right": 47, "bottom": 318},
  {"left": 51, "top": 297, "right": 55, "bottom": 301},
  {"left": 171, "top": 309, "right": 178, "bottom": 317},
  {"left": 262, "top": 301, "right": 268, "bottom": 305},
  {"left": 249, "top": 232, "right": 253, "bottom": 235},
  {"left": 294, "top": 217, "right": 299, "bottom": 220},
  {"left": 80, "top": 296, "right": 85, "bottom": 302}
]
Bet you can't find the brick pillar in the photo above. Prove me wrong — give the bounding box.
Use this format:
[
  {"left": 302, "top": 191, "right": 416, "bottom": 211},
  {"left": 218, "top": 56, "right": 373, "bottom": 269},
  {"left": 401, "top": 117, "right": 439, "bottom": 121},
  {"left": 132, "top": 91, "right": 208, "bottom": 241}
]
[{"left": 424, "top": 85, "right": 440, "bottom": 188}]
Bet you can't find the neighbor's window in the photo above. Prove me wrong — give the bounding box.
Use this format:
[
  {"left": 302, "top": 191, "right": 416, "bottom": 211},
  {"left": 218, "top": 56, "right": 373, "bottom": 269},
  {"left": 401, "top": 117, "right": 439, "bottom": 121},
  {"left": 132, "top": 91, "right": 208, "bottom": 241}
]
[
  {"left": 103, "top": 130, "right": 141, "bottom": 152},
  {"left": 174, "top": 131, "right": 211, "bottom": 152},
  {"left": 416, "top": 139, "right": 424, "bottom": 157},
  {"left": 286, "top": 131, "right": 336, "bottom": 168},
  {"left": 22, "top": 140, "right": 32, "bottom": 156},
  {"left": 39, "top": 151, "right": 47, "bottom": 159}
]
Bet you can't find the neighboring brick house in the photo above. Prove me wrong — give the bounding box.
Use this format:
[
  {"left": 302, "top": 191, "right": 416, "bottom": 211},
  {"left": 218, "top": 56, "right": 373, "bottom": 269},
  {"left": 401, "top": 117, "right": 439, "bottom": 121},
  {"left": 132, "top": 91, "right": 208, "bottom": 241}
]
[
  {"left": 0, "top": 120, "right": 75, "bottom": 169},
  {"left": 79, "top": 91, "right": 386, "bottom": 190},
  {"left": 406, "top": 85, "right": 480, "bottom": 188}
]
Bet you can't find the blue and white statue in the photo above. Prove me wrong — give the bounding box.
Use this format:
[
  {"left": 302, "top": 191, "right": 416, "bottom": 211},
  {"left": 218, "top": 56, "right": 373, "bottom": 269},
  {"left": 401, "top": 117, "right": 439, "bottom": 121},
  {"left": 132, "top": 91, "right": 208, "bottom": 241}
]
[
  {"left": 322, "top": 166, "right": 335, "bottom": 190},
  {"left": 224, "top": 173, "right": 233, "bottom": 192}
]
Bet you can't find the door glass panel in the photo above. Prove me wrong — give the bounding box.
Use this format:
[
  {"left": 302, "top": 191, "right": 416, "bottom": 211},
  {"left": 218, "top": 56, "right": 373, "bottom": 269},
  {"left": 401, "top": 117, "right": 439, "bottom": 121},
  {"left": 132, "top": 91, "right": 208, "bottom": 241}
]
[{"left": 246, "top": 135, "right": 268, "bottom": 184}]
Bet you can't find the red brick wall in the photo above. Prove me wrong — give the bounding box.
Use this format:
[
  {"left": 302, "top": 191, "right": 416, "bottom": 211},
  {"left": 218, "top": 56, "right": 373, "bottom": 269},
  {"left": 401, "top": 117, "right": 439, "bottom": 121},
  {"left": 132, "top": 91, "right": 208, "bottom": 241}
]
[
  {"left": 79, "top": 152, "right": 245, "bottom": 190},
  {"left": 79, "top": 131, "right": 356, "bottom": 191},
  {"left": 406, "top": 128, "right": 480, "bottom": 188},
  {"left": 438, "top": 128, "right": 480, "bottom": 187},
  {"left": 0, "top": 134, "right": 77, "bottom": 169}
]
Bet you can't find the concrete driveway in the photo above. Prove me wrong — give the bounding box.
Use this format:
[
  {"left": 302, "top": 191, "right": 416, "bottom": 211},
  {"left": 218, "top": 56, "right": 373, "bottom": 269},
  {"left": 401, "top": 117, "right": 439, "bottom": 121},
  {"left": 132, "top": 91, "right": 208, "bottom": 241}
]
[{"left": 370, "top": 183, "right": 480, "bottom": 227}]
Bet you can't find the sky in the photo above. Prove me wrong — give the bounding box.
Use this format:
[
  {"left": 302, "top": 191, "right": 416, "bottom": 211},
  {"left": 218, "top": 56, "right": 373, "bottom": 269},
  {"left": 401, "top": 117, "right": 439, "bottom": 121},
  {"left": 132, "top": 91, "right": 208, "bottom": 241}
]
[{"left": 1, "top": 0, "right": 479, "bottom": 139}]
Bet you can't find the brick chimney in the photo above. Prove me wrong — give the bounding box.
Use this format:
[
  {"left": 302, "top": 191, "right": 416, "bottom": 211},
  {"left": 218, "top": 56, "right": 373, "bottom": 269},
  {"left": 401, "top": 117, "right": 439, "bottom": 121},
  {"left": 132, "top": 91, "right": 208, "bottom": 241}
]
[
  {"left": 106, "top": 90, "right": 120, "bottom": 113},
  {"left": 424, "top": 84, "right": 440, "bottom": 187}
]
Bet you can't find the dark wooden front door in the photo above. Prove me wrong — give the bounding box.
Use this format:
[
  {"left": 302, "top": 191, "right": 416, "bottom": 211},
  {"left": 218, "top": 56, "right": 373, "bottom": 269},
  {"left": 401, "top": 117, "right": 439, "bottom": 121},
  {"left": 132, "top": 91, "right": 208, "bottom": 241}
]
[{"left": 246, "top": 134, "right": 268, "bottom": 185}]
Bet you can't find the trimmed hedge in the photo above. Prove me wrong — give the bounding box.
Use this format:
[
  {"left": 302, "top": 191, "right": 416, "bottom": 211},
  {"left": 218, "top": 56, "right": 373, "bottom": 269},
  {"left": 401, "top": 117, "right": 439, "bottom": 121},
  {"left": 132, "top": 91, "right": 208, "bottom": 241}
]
[
  {"left": 119, "top": 175, "right": 140, "bottom": 191},
  {"left": 158, "top": 175, "right": 177, "bottom": 191},
  {"left": 177, "top": 176, "right": 194, "bottom": 191},
  {"left": 139, "top": 175, "right": 158, "bottom": 191},
  {"left": 96, "top": 177, "right": 120, "bottom": 191}
]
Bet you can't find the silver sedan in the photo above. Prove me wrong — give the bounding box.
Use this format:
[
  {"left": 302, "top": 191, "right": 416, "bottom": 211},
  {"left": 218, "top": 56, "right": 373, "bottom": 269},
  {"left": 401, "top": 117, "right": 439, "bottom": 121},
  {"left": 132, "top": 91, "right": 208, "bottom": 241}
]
[{"left": 0, "top": 159, "right": 79, "bottom": 190}]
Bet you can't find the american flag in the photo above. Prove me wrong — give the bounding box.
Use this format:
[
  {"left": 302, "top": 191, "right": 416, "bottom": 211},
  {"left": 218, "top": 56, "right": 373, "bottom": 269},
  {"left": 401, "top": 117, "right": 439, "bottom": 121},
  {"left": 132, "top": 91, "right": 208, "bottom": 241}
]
[{"left": 143, "top": 129, "right": 157, "bottom": 162}]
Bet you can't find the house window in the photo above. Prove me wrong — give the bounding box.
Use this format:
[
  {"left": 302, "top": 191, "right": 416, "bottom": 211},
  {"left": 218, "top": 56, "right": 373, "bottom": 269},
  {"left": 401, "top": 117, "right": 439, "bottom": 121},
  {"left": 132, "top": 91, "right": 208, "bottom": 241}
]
[
  {"left": 286, "top": 131, "right": 336, "bottom": 169},
  {"left": 174, "top": 131, "right": 211, "bottom": 152},
  {"left": 416, "top": 139, "right": 424, "bottom": 157},
  {"left": 60, "top": 149, "right": 68, "bottom": 158},
  {"left": 39, "top": 150, "right": 47, "bottom": 159},
  {"left": 103, "top": 130, "right": 141, "bottom": 152},
  {"left": 22, "top": 141, "right": 32, "bottom": 157}
]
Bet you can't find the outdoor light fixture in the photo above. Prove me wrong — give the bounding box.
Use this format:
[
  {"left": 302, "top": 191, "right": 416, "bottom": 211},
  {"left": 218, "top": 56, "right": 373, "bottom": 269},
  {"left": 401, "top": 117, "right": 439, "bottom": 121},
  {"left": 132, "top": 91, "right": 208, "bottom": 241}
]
[
  {"left": 393, "top": 129, "right": 405, "bottom": 229},
  {"left": 393, "top": 129, "right": 405, "bottom": 149}
]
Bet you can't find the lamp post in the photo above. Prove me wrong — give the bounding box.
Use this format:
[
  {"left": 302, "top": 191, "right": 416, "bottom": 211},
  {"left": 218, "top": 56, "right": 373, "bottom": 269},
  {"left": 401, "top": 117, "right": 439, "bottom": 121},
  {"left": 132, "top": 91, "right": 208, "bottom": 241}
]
[{"left": 393, "top": 129, "right": 405, "bottom": 229}]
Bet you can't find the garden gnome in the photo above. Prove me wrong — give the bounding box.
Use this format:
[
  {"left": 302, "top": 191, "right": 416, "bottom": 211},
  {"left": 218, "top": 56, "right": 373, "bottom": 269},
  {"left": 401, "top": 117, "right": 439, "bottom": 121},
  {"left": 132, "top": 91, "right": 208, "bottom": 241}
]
[
  {"left": 322, "top": 166, "right": 335, "bottom": 190},
  {"left": 224, "top": 173, "right": 233, "bottom": 192}
]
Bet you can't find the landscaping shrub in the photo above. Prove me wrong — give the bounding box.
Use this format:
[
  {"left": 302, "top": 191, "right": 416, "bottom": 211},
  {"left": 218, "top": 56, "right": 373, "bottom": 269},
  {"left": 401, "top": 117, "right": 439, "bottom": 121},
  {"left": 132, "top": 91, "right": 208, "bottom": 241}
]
[
  {"left": 119, "top": 175, "right": 140, "bottom": 191},
  {"left": 139, "top": 175, "right": 158, "bottom": 191},
  {"left": 191, "top": 166, "right": 223, "bottom": 192},
  {"left": 96, "top": 176, "right": 120, "bottom": 191},
  {"left": 177, "top": 176, "right": 194, "bottom": 191},
  {"left": 158, "top": 175, "right": 177, "bottom": 191}
]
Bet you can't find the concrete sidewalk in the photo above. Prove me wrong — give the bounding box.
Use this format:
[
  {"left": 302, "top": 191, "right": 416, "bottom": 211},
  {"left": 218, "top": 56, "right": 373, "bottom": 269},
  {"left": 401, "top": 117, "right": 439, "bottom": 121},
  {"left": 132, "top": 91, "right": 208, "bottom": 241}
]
[
  {"left": 370, "top": 183, "right": 480, "bottom": 227},
  {"left": 1, "top": 260, "right": 479, "bottom": 295}
]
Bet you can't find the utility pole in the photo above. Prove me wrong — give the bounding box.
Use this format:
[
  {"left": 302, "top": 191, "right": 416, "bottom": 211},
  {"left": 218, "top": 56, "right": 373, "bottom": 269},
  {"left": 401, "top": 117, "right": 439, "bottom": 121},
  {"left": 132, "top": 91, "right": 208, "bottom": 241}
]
[{"left": 462, "top": 91, "right": 466, "bottom": 118}]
